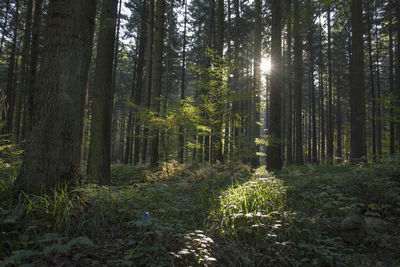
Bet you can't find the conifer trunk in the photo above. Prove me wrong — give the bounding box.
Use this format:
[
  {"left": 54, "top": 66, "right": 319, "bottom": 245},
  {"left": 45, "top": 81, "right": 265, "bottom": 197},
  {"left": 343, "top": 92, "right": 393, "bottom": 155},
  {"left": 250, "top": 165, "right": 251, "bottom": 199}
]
[
  {"left": 350, "top": 0, "right": 366, "bottom": 161},
  {"left": 149, "top": 0, "right": 166, "bottom": 166},
  {"left": 267, "top": 0, "right": 282, "bottom": 170},
  {"left": 17, "top": 0, "right": 97, "bottom": 194}
]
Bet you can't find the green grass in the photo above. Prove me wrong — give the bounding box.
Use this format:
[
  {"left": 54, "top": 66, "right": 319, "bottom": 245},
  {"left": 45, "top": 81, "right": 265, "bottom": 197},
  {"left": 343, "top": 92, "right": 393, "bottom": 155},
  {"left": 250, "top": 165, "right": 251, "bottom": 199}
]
[{"left": 1, "top": 157, "right": 400, "bottom": 266}]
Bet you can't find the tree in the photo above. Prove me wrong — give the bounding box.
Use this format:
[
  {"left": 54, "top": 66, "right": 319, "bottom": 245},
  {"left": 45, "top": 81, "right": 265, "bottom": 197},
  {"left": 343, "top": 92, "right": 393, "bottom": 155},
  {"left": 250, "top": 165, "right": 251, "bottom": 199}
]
[
  {"left": 16, "top": 0, "right": 97, "bottom": 194},
  {"left": 250, "top": 0, "right": 261, "bottom": 167},
  {"left": 24, "top": 0, "right": 44, "bottom": 137},
  {"left": 133, "top": 0, "right": 147, "bottom": 165},
  {"left": 87, "top": 0, "right": 118, "bottom": 184},
  {"left": 267, "top": 0, "right": 282, "bottom": 170},
  {"left": 149, "top": 0, "right": 166, "bottom": 166},
  {"left": 389, "top": 0, "right": 395, "bottom": 155},
  {"left": 142, "top": 0, "right": 154, "bottom": 163},
  {"left": 350, "top": 0, "right": 366, "bottom": 161},
  {"left": 326, "top": 5, "right": 333, "bottom": 163},
  {"left": 13, "top": 0, "right": 33, "bottom": 142},
  {"left": 178, "top": 0, "right": 187, "bottom": 163},
  {"left": 286, "top": 0, "right": 293, "bottom": 164},
  {"left": 293, "top": 0, "right": 303, "bottom": 165}
]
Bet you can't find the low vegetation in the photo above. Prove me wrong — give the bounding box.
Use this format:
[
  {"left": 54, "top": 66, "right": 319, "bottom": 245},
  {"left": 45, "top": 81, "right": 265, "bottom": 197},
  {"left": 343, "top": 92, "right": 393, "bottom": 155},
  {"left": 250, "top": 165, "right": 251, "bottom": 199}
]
[{"left": 1, "top": 155, "right": 400, "bottom": 266}]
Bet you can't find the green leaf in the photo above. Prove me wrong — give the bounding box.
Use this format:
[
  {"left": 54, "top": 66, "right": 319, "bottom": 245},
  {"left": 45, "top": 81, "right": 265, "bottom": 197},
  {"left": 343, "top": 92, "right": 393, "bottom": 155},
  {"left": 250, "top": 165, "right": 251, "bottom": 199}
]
[
  {"left": 67, "top": 236, "right": 94, "bottom": 248},
  {"left": 43, "top": 244, "right": 69, "bottom": 255}
]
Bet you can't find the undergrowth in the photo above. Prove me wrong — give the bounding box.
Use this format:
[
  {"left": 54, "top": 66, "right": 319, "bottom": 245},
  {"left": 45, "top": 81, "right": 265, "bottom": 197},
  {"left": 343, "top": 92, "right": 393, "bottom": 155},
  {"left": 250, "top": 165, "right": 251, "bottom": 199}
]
[{"left": 1, "top": 156, "right": 400, "bottom": 266}]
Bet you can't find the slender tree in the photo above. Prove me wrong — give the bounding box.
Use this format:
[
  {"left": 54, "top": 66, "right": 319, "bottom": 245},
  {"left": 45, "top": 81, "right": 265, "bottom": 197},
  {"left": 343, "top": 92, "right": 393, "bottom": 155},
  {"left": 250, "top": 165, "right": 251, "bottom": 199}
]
[
  {"left": 5, "top": 0, "right": 20, "bottom": 134},
  {"left": 133, "top": 0, "right": 147, "bottom": 165},
  {"left": 286, "top": 0, "right": 293, "bottom": 164},
  {"left": 142, "top": 0, "right": 154, "bottom": 163},
  {"left": 13, "top": 0, "right": 33, "bottom": 142},
  {"left": 293, "top": 0, "right": 303, "bottom": 165},
  {"left": 350, "top": 0, "right": 366, "bottom": 161},
  {"left": 24, "top": 0, "right": 44, "bottom": 137},
  {"left": 267, "top": 0, "right": 282, "bottom": 170},
  {"left": 326, "top": 5, "right": 333, "bottom": 163},
  {"left": 87, "top": 0, "right": 118, "bottom": 184},
  {"left": 149, "top": 0, "right": 166, "bottom": 166},
  {"left": 389, "top": 0, "right": 395, "bottom": 155},
  {"left": 178, "top": 0, "right": 187, "bottom": 163}
]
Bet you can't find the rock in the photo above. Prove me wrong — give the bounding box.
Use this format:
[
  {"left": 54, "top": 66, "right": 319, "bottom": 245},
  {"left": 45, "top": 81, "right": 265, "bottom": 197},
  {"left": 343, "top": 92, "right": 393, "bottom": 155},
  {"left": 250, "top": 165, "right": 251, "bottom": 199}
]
[{"left": 341, "top": 213, "right": 366, "bottom": 244}]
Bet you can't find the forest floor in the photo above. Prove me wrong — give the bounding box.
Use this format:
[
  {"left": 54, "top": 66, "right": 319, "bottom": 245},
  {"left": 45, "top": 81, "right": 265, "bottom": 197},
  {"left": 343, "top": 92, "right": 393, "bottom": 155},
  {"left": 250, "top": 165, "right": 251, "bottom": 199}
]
[{"left": 1, "top": 149, "right": 400, "bottom": 266}]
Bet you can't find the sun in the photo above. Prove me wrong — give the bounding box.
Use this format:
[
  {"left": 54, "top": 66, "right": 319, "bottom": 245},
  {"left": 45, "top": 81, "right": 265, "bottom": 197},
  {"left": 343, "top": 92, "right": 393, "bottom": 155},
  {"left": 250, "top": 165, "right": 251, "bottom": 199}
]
[{"left": 260, "top": 57, "right": 272, "bottom": 74}]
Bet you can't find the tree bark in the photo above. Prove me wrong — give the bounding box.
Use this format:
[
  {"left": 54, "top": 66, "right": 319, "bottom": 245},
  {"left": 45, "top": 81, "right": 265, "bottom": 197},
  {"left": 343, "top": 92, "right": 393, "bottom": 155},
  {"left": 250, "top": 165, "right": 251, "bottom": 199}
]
[
  {"left": 293, "top": 0, "right": 303, "bottom": 165},
  {"left": 5, "top": 0, "right": 20, "bottom": 134},
  {"left": 133, "top": 0, "right": 147, "bottom": 165},
  {"left": 149, "top": 0, "right": 166, "bottom": 166},
  {"left": 17, "top": 0, "right": 97, "bottom": 194},
  {"left": 267, "top": 0, "right": 282, "bottom": 170},
  {"left": 142, "top": 0, "right": 154, "bottom": 164},
  {"left": 326, "top": 6, "right": 333, "bottom": 163},
  {"left": 13, "top": 0, "right": 33, "bottom": 142},
  {"left": 350, "top": 0, "right": 366, "bottom": 161},
  {"left": 389, "top": 0, "right": 395, "bottom": 155},
  {"left": 24, "top": 0, "right": 44, "bottom": 138},
  {"left": 307, "top": 0, "right": 317, "bottom": 164},
  {"left": 87, "top": 0, "right": 118, "bottom": 184},
  {"left": 286, "top": 0, "right": 293, "bottom": 164},
  {"left": 178, "top": 0, "right": 187, "bottom": 163}
]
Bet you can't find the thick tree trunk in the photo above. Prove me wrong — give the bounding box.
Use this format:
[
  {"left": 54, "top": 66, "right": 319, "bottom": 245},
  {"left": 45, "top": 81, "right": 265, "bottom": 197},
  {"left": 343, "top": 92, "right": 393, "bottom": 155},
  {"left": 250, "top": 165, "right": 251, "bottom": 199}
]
[
  {"left": 293, "top": 0, "right": 303, "bottom": 165},
  {"left": 267, "top": 0, "right": 282, "bottom": 170},
  {"left": 149, "top": 0, "right": 166, "bottom": 166},
  {"left": 17, "top": 0, "right": 97, "bottom": 194},
  {"left": 350, "top": 0, "right": 366, "bottom": 161}
]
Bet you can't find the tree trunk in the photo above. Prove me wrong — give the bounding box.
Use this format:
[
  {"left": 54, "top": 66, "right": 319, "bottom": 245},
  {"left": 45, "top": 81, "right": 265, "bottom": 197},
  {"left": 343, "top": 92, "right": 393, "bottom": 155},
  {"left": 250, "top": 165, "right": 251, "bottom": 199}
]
[
  {"left": 367, "top": 2, "right": 376, "bottom": 160},
  {"left": 350, "top": 0, "right": 366, "bottom": 161},
  {"left": 267, "top": 0, "right": 282, "bottom": 170},
  {"left": 389, "top": 0, "right": 395, "bottom": 155},
  {"left": 249, "top": 0, "right": 261, "bottom": 167},
  {"left": 5, "top": 0, "right": 20, "bottom": 134},
  {"left": 149, "top": 0, "right": 166, "bottom": 166},
  {"left": 133, "top": 0, "right": 147, "bottom": 165},
  {"left": 327, "top": 6, "right": 333, "bottom": 163},
  {"left": 286, "top": 0, "right": 293, "bottom": 164},
  {"left": 307, "top": 0, "right": 317, "bottom": 164},
  {"left": 142, "top": 0, "right": 154, "bottom": 164},
  {"left": 319, "top": 16, "right": 325, "bottom": 163},
  {"left": 87, "top": 0, "right": 118, "bottom": 184},
  {"left": 13, "top": 0, "right": 33, "bottom": 142},
  {"left": 375, "top": 24, "right": 382, "bottom": 157},
  {"left": 293, "top": 0, "right": 303, "bottom": 165},
  {"left": 24, "top": 0, "right": 44, "bottom": 138},
  {"left": 0, "top": 0, "right": 10, "bottom": 59},
  {"left": 178, "top": 0, "right": 187, "bottom": 163},
  {"left": 17, "top": 0, "right": 97, "bottom": 194}
]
